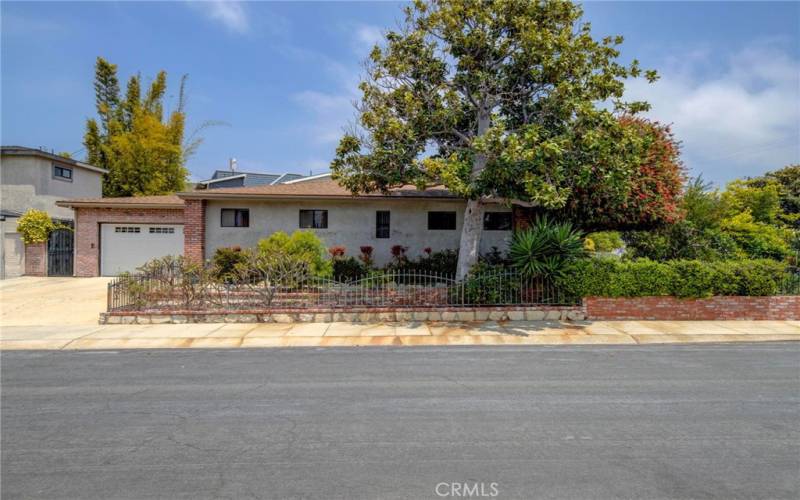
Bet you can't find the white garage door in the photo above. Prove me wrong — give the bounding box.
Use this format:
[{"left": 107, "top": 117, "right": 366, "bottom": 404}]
[{"left": 100, "top": 223, "right": 184, "bottom": 276}]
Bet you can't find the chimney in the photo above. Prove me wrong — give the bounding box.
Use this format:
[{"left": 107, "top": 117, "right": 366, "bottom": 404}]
[{"left": 229, "top": 158, "right": 237, "bottom": 172}]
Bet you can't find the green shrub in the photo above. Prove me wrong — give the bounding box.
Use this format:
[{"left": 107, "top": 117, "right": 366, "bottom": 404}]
[
  {"left": 559, "top": 258, "right": 787, "bottom": 298},
  {"left": 17, "top": 209, "right": 58, "bottom": 244},
  {"left": 668, "top": 260, "right": 716, "bottom": 298},
  {"left": 211, "top": 246, "right": 247, "bottom": 281},
  {"left": 720, "top": 212, "right": 791, "bottom": 260},
  {"left": 509, "top": 217, "right": 584, "bottom": 278},
  {"left": 727, "top": 259, "right": 786, "bottom": 296},
  {"left": 411, "top": 249, "right": 458, "bottom": 274},
  {"left": 623, "top": 222, "right": 740, "bottom": 261},
  {"left": 586, "top": 231, "right": 623, "bottom": 252},
  {"left": 257, "top": 230, "right": 332, "bottom": 277},
  {"left": 384, "top": 249, "right": 459, "bottom": 275},
  {"left": 333, "top": 257, "right": 367, "bottom": 281},
  {"left": 461, "top": 262, "right": 519, "bottom": 304}
]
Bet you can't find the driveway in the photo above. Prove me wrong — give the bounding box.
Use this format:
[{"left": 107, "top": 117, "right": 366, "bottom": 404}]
[{"left": 0, "top": 277, "right": 112, "bottom": 326}]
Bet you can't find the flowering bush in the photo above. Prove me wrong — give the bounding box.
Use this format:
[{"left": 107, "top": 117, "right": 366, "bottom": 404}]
[
  {"left": 17, "top": 209, "right": 59, "bottom": 244},
  {"left": 358, "top": 246, "right": 374, "bottom": 267},
  {"left": 328, "top": 246, "right": 346, "bottom": 259}
]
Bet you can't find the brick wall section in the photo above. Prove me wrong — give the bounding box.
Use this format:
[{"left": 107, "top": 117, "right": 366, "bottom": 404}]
[
  {"left": 585, "top": 296, "right": 800, "bottom": 320},
  {"left": 183, "top": 199, "right": 206, "bottom": 263},
  {"left": 74, "top": 207, "right": 184, "bottom": 277},
  {"left": 24, "top": 242, "right": 46, "bottom": 276}
]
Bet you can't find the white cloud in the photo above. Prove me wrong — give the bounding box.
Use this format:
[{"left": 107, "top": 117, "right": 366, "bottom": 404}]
[
  {"left": 189, "top": 1, "right": 249, "bottom": 34},
  {"left": 353, "top": 24, "right": 384, "bottom": 53},
  {"left": 291, "top": 90, "right": 355, "bottom": 146},
  {"left": 625, "top": 41, "right": 800, "bottom": 182}
]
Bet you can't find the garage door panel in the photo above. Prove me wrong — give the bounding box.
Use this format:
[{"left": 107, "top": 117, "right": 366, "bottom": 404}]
[{"left": 100, "top": 224, "right": 184, "bottom": 276}]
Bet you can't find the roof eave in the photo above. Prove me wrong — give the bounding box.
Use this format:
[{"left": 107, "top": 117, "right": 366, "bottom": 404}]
[
  {"left": 56, "top": 201, "right": 184, "bottom": 209},
  {"left": 176, "top": 192, "right": 461, "bottom": 202},
  {"left": 1, "top": 148, "right": 109, "bottom": 174}
]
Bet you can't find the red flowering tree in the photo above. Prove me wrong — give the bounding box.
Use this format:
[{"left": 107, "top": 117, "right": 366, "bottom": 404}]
[{"left": 559, "top": 116, "right": 685, "bottom": 230}]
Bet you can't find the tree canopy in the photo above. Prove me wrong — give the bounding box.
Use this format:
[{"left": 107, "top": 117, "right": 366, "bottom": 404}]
[
  {"left": 84, "top": 57, "right": 190, "bottom": 197},
  {"left": 330, "top": 0, "right": 675, "bottom": 276}
]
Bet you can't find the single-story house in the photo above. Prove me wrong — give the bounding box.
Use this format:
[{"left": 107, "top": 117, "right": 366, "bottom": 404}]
[{"left": 57, "top": 174, "right": 517, "bottom": 276}]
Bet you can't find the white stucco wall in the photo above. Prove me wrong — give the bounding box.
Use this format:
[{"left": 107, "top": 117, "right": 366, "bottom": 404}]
[
  {"left": 204, "top": 199, "right": 511, "bottom": 266},
  {"left": 0, "top": 155, "right": 103, "bottom": 220}
]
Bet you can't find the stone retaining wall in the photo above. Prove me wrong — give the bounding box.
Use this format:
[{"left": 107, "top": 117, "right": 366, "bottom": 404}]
[
  {"left": 585, "top": 295, "right": 800, "bottom": 320},
  {"left": 100, "top": 306, "right": 586, "bottom": 324}
]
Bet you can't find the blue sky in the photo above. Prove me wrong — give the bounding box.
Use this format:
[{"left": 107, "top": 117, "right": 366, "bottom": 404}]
[{"left": 2, "top": 1, "right": 798, "bottom": 186}]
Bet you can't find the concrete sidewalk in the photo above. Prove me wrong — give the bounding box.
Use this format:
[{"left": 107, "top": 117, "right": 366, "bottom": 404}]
[{"left": 1, "top": 320, "right": 798, "bottom": 350}]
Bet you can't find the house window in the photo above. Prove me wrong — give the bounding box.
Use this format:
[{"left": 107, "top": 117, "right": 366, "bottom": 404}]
[
  {"left": 427, "top": 211, "right": 456, "bottom": 230},
  {"left": 483, "top": 212, "right": 512, "bottom": 231},
  {"left": 114, "top": 226, "right": 140, "bottom": 233},
  {"left": 299, "top": 210, "right": 328, "bottom": 229},
  {"left": 149, "top": 227, "right": 175, "bottom": 234},
  {"left": 53, "top": 165, "right": 73, "bottom": 181},
  {"left": 376, "top": 211, "right": 390, "bottom": 238},
  {"left": 221, "top": 209, "right": 249, "bottom": 227}
]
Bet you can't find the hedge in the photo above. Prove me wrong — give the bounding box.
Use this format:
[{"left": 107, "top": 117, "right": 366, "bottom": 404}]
[{"left": 558, "top": 258, "right": 788, "bottom": 298}]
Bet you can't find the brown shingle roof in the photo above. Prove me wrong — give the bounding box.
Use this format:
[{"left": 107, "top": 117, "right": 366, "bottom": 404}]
[
  {"left": 178, "top": 178, "right": 458, "bottom": 200},
  {"left": 56, "top": 195, "right": 184, "bottom": 208}
]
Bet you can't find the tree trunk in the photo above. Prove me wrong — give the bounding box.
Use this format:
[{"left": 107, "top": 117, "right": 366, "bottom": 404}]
[
  {"left": 455, "top": 105, "right": 491, "bottom": 280},
  {"left": 456, "top": 199, "right": 484, "bottom": 280}
]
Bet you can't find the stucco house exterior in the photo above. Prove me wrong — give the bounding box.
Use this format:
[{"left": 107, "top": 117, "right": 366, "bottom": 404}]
[
  {"left": 58, "top": 174, "right": 515, "bottom": 276},
  {"left": 1, "top": 146, "right": 106, "bottom": 278}
]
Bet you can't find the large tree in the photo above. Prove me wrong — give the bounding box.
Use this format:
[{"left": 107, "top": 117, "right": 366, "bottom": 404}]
[
  {"left": 84, "top": 57, "right": 190, "bottom": 197},
  {"left": 331, "top": 0, "right": 672, "bottom": 278}
]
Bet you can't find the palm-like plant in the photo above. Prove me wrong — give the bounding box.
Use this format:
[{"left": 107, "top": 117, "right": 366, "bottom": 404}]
[{"left": 509, "top": 217, "right": 585, "bottom": 279}]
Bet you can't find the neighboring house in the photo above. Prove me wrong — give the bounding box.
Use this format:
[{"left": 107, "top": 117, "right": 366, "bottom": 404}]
[
  {"left": 196, "top": 168, "right": 305, "bottom": 190},
  {"left": 58, "top": 174, "right": 514, "bottom": 276},
  {"left": 0, "top": 146, "right": 107, "bottom": 278}
]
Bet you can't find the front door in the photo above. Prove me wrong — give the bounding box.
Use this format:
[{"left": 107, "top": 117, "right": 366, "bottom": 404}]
[{"left": 47, "top": 227, "right": 74, "bottom": 276}]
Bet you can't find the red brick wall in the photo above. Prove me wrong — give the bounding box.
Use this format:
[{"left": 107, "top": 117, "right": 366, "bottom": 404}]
[
  {"left": 183, "top": 199, "right": 206, "bottom": 263},
  {"left": 74, "top": 207, "right": 185, "bottom": 277},
  {"left": 585, "top": 296, "right": 800, "bottom": 320},
  {"left": 24, "top": 242, "right": 46, "bottom": 276}
]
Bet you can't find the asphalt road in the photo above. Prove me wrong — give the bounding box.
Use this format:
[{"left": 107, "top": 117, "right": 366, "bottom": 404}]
[{"left": 2, "top": 344, "right": 799, "bottom": 500}]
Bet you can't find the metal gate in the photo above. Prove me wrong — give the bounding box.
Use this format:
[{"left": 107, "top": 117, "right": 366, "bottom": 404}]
[{"left": 47, "top": 227, "right": 74, "bottom": 276}]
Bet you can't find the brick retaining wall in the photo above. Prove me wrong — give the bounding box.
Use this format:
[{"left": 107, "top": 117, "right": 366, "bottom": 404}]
[
  {"left": 585, "top": 295, "right": 800, "bottom": 320},
  {"left": 24, "top": 242, "right": 46, "bottom": 276}
]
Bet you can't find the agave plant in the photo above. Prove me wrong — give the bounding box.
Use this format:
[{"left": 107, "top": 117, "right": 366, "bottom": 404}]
[{"left": 509, "top": 216, "right": 585, "bottom": 279}]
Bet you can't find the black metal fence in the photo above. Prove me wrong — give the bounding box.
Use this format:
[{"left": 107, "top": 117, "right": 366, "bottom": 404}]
[{"left": 107, "top": 268, "right": 579, "bottom": 312}]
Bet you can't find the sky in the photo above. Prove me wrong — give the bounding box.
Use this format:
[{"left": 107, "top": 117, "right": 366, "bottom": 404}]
[{"left": 2, "top": 1, "right": 798, "bottom": 186}]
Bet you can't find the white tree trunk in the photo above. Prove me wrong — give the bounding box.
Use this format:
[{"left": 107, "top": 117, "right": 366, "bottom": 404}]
[
  {"left": 456, "top": 198, "right": 484, "bottom": 280},
  {"left": 455, "top": 105, "right": 491, "bottom": 280}
]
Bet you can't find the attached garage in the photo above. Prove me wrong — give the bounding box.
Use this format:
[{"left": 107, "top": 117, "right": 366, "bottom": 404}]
[
  {"left": 56, "top": 195, "right": 185, "bottom": 277},
  {"left": 100, "top": 223, "right": 184, "bottom": 275}
]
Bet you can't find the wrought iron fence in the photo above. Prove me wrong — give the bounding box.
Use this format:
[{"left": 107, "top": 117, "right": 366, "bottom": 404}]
[{"left": 107, "top": 268, "right": 579, "bottom": 312}]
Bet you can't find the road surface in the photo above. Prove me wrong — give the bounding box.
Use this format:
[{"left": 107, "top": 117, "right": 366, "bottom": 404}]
[{"left": 2, "top": 344, "right": 798, "bottom": 499}]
